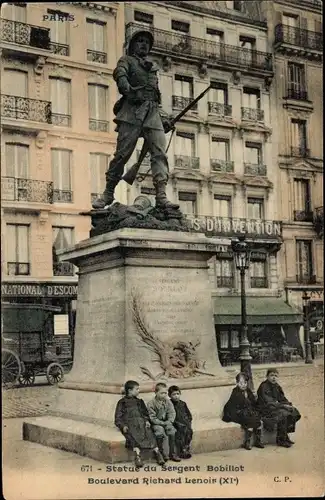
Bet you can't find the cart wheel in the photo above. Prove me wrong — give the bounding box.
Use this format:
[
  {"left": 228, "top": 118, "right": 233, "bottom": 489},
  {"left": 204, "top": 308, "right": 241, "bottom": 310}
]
[
  {"left": 46, "top": 363, "right": 64, "bottom": 385},
  {"left": 2, "top": 349, "right": 21, "bottom": 388},
  {"left": 19, "top": 367, "right": 35, "bottom": 387}
]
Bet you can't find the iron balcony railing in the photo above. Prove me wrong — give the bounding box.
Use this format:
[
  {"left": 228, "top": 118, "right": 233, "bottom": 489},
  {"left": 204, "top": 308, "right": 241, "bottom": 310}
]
[
  {"left": 244, "top": 163, "right": 267, "bottom": 176},
  {"left": 1, "top": 18, "right": 50, "bottom": 50},
  {"left": 296, "top": 274, "right": 317, "bottom": 285},
  {"left": 7, "top": 262, "right": 30, "bottom": 276},
  {"left": 126, "top": 22, "right": 273, "bottom": 72},
  {"left": 172, "top": 95, "right": 197, "bottom": 110},
  {"left": 313, "top": 206, "right": 323, "bottom": 237},
  {"left": 87, "top": 49, "right": 107, "bottom": 64},
  {"left": 286, "top": 88, "right": 309, "bottom": 100},
  {"left": 53, "top": 189, "right": 73, "bottom": 203},
  {"left": 217, "top": 276, "right": 234, "bottom": 288},
  {"left": 53, "top": 262, "right": 74, "bottom": 276},
  {"left": 51, "top": 113, "right": 71, "bottom": 127},
  {"left": 291, "top": 146, "right": 310, "bottom": 157},
  {"left": 1, "top": 177, "right": 53, "bottom": 204},
  {"left": 293, "top": 210, "right": 314, "bottom": 222},
  {"left": 1, "top": 95, "right": 52, "bottom": 123},
  {"left": 89, "top": 119, "right": 109, "bottom": 132},
  {"left": 174, "top": 155, "right": 200, "bottom": 169},
  {"left": 210, "top": 159, "right": 234, "bottom": 173},
  {"left": 274, "top": 24, "right": 323, "bottom": 51},
  {"left": 251, "top": 277, "right": 268, "bottom": 288},
  {"left": 241, "top": 107, "right": 264, "bottom": 121},
  {"left": 50, "top": 42, "right": 70, "bottom": 56},
  {"left": 208, "top": 102, "right": 232, "bottom": 116}
]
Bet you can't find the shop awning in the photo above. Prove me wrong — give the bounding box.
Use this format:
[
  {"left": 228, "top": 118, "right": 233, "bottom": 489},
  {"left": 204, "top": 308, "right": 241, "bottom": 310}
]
[{"left": 214, "top": 297, "right": 303, "bottom": 325}]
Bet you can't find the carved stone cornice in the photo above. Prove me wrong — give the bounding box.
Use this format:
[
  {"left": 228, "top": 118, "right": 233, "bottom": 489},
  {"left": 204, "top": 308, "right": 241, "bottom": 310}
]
[
  {"left": 208, "top": 172, "right": 241, "bottom": 186},
  {"left": 242, "top": 176, "right": 273, "bottom": 190},
  {"left": 57, "top": 2, "right": 118, "bottom": 15}
]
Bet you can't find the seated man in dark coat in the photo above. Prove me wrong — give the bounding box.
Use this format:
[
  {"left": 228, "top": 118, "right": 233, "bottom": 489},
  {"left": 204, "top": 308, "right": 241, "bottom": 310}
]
[
  {"left": 222, "top": 372, "right": 265, "bottom": 450},
  {"left": 257, "top": 368, "right": 301, "bottom": 448}
]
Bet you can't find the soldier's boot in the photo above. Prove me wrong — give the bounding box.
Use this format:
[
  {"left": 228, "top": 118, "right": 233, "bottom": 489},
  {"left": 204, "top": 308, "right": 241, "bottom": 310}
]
[
  {"left": 154, "top": 181, "right": 179, "bottom": 210},
  {"left": 253, "top": 428, "right": 265, "bottom": 449},
  {"left": 242, "top": 429, "right": 253, "bottom": 450},
  {"left": 92, "top": 175, "right": 120, "bottom": 210}
]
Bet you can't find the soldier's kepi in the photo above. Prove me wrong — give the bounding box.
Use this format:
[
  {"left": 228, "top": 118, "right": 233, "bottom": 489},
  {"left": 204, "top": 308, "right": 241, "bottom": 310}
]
[{"left": 92, "top": 28, "right": 209, "bottom": 211}]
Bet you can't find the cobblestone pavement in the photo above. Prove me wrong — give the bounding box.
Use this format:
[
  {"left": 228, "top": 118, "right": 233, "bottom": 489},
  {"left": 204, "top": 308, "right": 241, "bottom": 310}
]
[
  {"left": 2, "top": 377, "right": 58, "bottom": 418},
  {"left": 2, "top": 363, "right": 324, "bottom": 499}
]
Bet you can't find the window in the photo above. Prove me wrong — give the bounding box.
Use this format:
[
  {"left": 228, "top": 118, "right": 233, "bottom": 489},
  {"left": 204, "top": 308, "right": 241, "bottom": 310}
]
[
  {"left": 174, "top": 75, "right": 193, "bottom": 98},
  {"left": 211, "top": 138, "right": 230, "bottom": 161},
  {"left": 90, "top": 153, "right": 109, "bottom": 199},
  {"left": 209, "top": 82, "right": 228, "bottom": 104},
  {"left": 283, "top": 14, "right": 298, "bottom": 28},
  {"left": 87, "top": 19, "right": 107, "bottom": 63},
  {"left": 7, "top": 224, "right": 30, "bottom": 276},
  {"left": 140, "top": 187, "right": 156, "bottom": 207},
  {"left": 293, "top": 179, "right": 312, "bottom": 221},
  {"left": 245, "top": 142, "right": 262, "bottom": 164},
  {"left": 288, "top": 63, "right": 306, "bottom": 99},
  {"left": 51, "top": 149, "right": 72, "bottom": 202},
  {"left": 206, "top": 27, "right": 224, "bottom": 44},
  {"left": 52, "top": 226, "right": 74, "bottom": 276},
  {"left": 171, "top": 20, "right": 190, "bottom": 33},
  {"left": 175, "top": 132, "right": 195, "bottom": 157},
  {"left": 219, "top": 331, "right": 229, "bottom": 349},
  {"left": 216, "top": 258, "right": 234, "bottom": 288},
  {"left": 50, "top": 77, "right": 71, "bottom": 126},
  {"left": 240, "top": 35, "right": 256, "bottom": 51},
  {"left": 178, "top": 191, "right": 197, "bottom": 215},
  {"left": 206, "top": 28, "right": 224, "bottom": 57},
  {"left": 88, "top": 84, "right": 108, "bottom": 131},
  {"left": 296, "top": 240, "right": 313, "bottom": 281},
  {"left": 240, "top": 36, "right": 256, "bottom": 66},
  {"left": 291, "top": 119, "right": 308, "bottom": 156},
  {"left": 134, "top": 10, "right": 153, "bottom": 24},
  {"left": 248, "top": 198, "right": 264, "bottom": 219},
  {"left": 243, "top": 87, "right": 260, "bottom": 109},
  {"left": 250, "top": 260, "right": 268, "bottom": 288},
  {"left": 1, "top": 3, "right": 26, "bottom": 22},
  {"left": 231, "top": 330, "right": 240, "bottom": 348},
  {"left": 48, "top": 9, "right": 69, "bottom": 46},
  {"left": 213, "top": 195, "right": 232, "bottom": 217},
  {"left": 5, "top": 143, "right": 29, "bottom": 178},
  {"left": 3, "top": 69, "right": 27, "bottom": 97}
]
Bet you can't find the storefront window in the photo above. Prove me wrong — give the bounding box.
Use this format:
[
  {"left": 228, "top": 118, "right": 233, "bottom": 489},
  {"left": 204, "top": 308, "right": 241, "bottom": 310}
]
[
  {"left": 231, "top": 330, "right": 240, "bottom": 347},
  {"left": 219, "top": 330, "right": 229, "bottom": 348}
]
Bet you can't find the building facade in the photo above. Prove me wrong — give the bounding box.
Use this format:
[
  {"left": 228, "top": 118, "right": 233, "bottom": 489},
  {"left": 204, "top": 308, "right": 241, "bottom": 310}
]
[
  {"left": 261, "top": 0, "right": 323, "bottom": 344},
  {"left": 123, "top": 0, "right": 303, "bottom": 363},
  {"left": 1, "top": 2, "right": 124, "bottom": 336}
]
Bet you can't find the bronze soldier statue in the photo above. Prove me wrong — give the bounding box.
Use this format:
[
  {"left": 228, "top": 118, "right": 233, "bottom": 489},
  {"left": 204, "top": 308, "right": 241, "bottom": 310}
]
[{"left": 92, "top": 28, "right": 179, "bottom": 210}]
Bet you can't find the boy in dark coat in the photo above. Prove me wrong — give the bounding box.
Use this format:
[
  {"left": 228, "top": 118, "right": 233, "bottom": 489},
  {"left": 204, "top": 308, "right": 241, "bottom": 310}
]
[
  {"left": 168, "top": 385, "right": 193, "bottom": 459},
  {"left": 222, "top": 372, "right": 265, "bottom": 450},
  {"left": 114, "top": 380, "right": 165, "bottom": 467},
  {"left": 257, "top": 368, "right": 301, "bottom": 447}
]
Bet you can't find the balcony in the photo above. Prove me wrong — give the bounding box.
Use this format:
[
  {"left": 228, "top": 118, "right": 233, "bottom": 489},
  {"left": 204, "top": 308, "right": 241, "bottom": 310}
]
[
  {"left": 1, "top": 95, "right": 52, "bottom": 125},
  {"left": 244, "top": 163, "right": 267, "bottom": 176},
  {"left": 126, "top": 23, "right": 273, "bottom": 76},
  {"left": 50, "top": 42, "right": 70, "bottom": 56},
  {"left": 314, "top": 206, "right": 323, "bottom": 237},
  {"left": 89, "top": 119, "right": 109, "bottom": 132},
  {"left": 208, "top": 102, "right": 232, "bottom": 117},
  {"left": 53, "top": 190, "right": 73, "bottom": 203},
  {"left": 241, "top": 107, "right": 264, "bottom": 122},
  {"left": 210, "top": 159, "right": 234, "bottom": 173},
  {"left": 217, "top": 276, "right": 234, "bottom": 288},
  {"left": 1, "top": 19, "right": 51, "bottom": 59},
  {"left": 296, "top": 274, "right": 317, "bottom": 285},
  {"left": 53, "top": 262, "right": 74, "bottom": 277},
  {"left": 87, "top": 49, "right": 107, "bottom": 64},
  {"left": 7, "top": 262, "right": 30, "bottom": 276},
  {"left": 174, "top": 155, "right": 200, "bottom": 169},
  {"left": 293, "top": 210, "right": 314, "bottom": 222},
  {"left": 291, "top": 146, "right": 310, "bottom": 158},
  {"left": 51, "top": 113, "right": 71, "bottom": 127},
  {"left": 1, "top": 177, "right": 53, "bottom": 204},
  {"left": 172, "top": 95, "right": 197, "bottom": 111},
  {"left": 251, "top": 277, "right": 268, "bottom": 288},
  {"left": 285, "top": 88, "right": 309, "bottom": 101},
  {"left": 274, "top": 24, "right": 322, "bottom": 60}
]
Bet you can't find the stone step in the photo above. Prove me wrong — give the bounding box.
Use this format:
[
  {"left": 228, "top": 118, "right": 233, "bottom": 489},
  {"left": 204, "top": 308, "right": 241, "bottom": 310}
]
[{"left": 23, "top": 416, "right": 244, "bottom": 464}]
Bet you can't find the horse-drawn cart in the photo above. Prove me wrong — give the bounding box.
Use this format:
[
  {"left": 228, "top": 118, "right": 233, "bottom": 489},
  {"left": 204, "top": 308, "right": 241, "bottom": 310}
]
[{"left": 2, "top": 302, "right": 73, "bottom": 388}]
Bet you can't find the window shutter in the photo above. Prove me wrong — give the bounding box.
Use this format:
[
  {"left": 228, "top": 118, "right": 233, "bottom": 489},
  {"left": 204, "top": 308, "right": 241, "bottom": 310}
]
[
  {"left": 5, "top": 144, "right": 15, "bottom": 177},
  {"left": 315, "top": 20, "right": 322, "bottom": 33},
  {"left": 300, "top": 17, "right": 308, "bottom": 31},
  {"left": 7, "top": 224, "right": 16, "bottom": 260},
  {"left": 17, "top": 225, "right": 29, "bottom": 262},
  {"left": 51, "top": 149, "right": 60, "bottom": 189}
]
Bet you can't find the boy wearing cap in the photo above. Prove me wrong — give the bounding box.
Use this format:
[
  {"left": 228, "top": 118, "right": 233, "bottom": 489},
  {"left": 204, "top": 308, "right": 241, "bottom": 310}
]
[{"left": 257, "top": 368, "right": 301, "bottom": 447}]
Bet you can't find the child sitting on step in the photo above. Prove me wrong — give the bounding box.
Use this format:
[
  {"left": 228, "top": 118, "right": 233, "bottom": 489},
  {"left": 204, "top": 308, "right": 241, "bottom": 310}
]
[
  {"left": 168, "top": 385, "right": 193, "bottom": 459},
  {"left": 114, "top": 380, "right": 165, "bottom": 468}
]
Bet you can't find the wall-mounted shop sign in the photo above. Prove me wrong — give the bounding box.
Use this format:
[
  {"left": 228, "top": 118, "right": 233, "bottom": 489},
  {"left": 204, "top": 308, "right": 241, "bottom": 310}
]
[
  {"left": 2, "top": 283, "right": 78, "bottom": 298},
  {"left": 306, "top": 290, "right": 324, "bottom": 302},
  {"left": 187, "top": 216, "right": 282, "bottom": 238}
]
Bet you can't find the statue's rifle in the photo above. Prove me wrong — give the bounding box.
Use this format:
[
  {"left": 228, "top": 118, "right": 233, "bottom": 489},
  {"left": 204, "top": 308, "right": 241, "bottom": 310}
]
[{"left": 122, "top": 85, "right": 212, "bottom": 186}]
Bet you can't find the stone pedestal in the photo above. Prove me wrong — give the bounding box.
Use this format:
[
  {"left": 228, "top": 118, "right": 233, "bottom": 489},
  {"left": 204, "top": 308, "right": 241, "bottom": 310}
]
[{"left": 23, "top": 229, "right": 243, "bottom": 461}]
